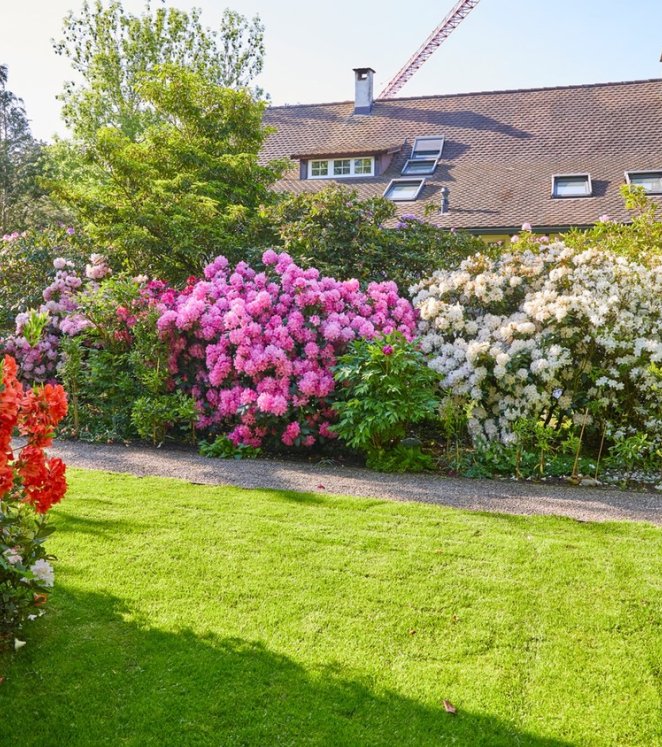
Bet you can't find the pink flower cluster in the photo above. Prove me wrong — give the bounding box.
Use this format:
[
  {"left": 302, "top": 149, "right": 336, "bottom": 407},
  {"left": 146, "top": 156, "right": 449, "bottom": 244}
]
[
  {"left": 158, "top": 250, "right": 416, "bottom": 447},
  {"left": 1, "top": 260, "right": 89, "bottom": 383}
]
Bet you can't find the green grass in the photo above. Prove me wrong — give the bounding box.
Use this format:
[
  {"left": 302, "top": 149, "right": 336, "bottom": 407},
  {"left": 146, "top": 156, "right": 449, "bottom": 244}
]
[{"left": 1, "top": 469, "right": 662, "bottom": 746}]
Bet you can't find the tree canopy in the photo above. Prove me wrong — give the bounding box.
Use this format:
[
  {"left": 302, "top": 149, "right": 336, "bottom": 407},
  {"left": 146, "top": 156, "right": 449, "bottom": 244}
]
[
  {"left": 53, "top": 0, "right": 266, "bottom": 142},
  {"left": 48, "top": 65, "right": 285, "bottom": 280},
  {"left": 46, "top": 2, "right": 285, "bottom": 281},
  {"left": 0, "top": 65, "right": 54, "bottom": 234}
]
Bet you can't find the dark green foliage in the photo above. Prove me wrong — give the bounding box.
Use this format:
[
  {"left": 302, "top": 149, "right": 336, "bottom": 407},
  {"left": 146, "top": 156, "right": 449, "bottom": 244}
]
[
  {"left": 60, "top": 276, "right": 196, "bottom": 443},
  {"left": 0, "top": 65, "right": 59, "bottom": 235},
  {"left": 199, "top": 435, "right": 261, "bottom": 460},
  {"left": 332, "top": 332, "right": 439, "bottom": 471},
  {"left": 131, "top": 392, "right": 197, "bottom": 446},
  {"left": 266, "top": 186, "right": 484, "bottom": 292},
  {"left": 365, "top": 442, "right": 435, "bottom": 473}
]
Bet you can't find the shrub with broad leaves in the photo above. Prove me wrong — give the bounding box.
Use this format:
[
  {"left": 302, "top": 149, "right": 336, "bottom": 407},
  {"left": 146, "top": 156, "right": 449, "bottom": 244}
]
[
  {"left": 157, "top": 250, "right": 417, "bottom": 448},
  {"left": 412, "top": 235, "right": 662, "bottom": 467},
  {"left": 332, "top": 332, "right": 440, "bottom": 472},
  {"left": 0, "top": 355, "right": 68, "bottom": 650}
]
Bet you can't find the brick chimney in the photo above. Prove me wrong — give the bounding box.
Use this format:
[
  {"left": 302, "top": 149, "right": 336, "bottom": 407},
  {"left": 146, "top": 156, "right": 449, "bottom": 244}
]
[{"left": 353, "top": 68, "right": 375, "bottom": 114}]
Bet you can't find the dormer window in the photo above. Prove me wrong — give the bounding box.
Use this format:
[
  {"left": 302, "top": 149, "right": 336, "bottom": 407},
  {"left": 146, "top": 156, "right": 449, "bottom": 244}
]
[
  {"left": 625, "top": 170, "right": 662, "bottom": 194},
  {"left": 307, "top": 156, "right": 375, "bottom": 179},
  {"left": 552, "top": 174, "right": 592, "bottom": 198},
  {"left": 384, "top": 178, "right": 425, "bottom": 201}
]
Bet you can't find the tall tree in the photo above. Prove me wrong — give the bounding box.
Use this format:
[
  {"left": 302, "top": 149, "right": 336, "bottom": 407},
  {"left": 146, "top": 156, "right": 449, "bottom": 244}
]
[
  {"left": 47, "top": 65, "right": 285, "bottom": 280},
  {"left": 45, "top": 2, "right": 281, "bottom": 280},
  {"left": 0, "top": 65, "right": 51, "bottom": 234},
  {"left": 53, "top": 1, "right": 266, "bottom": 143}
]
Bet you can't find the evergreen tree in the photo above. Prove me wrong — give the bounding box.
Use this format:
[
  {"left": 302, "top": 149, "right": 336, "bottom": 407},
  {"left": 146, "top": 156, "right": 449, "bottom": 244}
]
[{"left": 0, "top": 65, "right": 50, "bottom": 234}]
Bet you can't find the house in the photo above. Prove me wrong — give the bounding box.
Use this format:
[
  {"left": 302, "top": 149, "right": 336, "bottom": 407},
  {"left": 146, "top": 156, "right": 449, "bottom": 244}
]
[{"left": 262, "top": 69, "right": 662, "bottom": 238}]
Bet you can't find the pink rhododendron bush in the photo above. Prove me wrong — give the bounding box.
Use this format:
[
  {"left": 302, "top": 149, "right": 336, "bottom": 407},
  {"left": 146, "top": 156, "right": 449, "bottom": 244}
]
[
  {"left": 158, "top": 250, "right": 416, "bottom": 447},
  {"left": 1, "top": 254, "right": 110, "bottom": 384},
  {"left": 412, "top": 236, "right": 662, "bottom": 465}
]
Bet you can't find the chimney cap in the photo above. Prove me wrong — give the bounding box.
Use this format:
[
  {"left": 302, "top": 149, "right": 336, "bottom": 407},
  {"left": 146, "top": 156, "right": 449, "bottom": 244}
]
[{"left": 353, "top": 67, "right": 376, "bottom": 74}]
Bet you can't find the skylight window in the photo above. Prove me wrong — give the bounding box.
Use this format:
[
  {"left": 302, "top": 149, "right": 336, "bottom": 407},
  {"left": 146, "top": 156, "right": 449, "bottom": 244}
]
[
  {"left": 625, "top": 170, "right": 662, "bottom": 194},
  {"left": 383, "top": 178, "right": 425, "bottom": 201},
  {"left": 552, "top": 174, "right": 592, "bottom": 198},
  {"left": 402, "top": 158, "right": 438, "bottom": 176},
  {"left": 307, "top": 157, "right": 375, "bottom": 179},
  {"left": 411, "top": 136, "right": 444, "bottom": 160}
]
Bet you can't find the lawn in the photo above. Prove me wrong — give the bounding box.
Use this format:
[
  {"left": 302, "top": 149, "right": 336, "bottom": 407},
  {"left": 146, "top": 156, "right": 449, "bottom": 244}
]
[{"left": 1, "top": 470, "right": 661, "bottom": 746}]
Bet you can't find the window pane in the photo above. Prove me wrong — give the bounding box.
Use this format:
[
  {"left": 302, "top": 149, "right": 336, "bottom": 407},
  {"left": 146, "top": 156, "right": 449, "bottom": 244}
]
[
  {"left": 403, "top": 159, "right": 436, "bottom": 175},
  {"left": 333, "top": 159, "right": 351, "bottom": 175},
  {"left": 311, "top": 160, "right": 328, "bottom": 177},
  {"left": 386, "top": 180, "right": 423, "bottom": 200},
  {"left": 629, "top": 172, "right": 662, "bottom": 193},
  {"left": 554, "top": 176, "right": 590, "bottom": 197},
  {"left": 412, "top": 137, "right": 443, "bottom": 158},
  {"left": 354, "top": 158, "right": 372, "bottom": 175}
]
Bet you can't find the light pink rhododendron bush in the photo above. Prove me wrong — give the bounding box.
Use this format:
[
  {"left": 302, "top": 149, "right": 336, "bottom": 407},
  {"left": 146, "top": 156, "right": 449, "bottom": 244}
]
[
  {"left": 158, "top": 250, "right": 416, "bottom": 447},
  {"left": 412, "top": 236, "right": 662, "bottom": 448}
]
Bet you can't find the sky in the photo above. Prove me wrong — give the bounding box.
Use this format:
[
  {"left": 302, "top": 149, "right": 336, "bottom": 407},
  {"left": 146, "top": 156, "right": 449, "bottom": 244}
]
[{"left": 1, "top": 0, "right": 661, "bottom": 141}]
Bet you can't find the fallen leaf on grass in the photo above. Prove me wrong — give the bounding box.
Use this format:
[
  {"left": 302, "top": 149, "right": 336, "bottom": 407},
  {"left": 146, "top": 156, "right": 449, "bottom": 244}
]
[
  {"left": 408, "top": 629, "right": 416, "bottom": 635},
  {"left": 443, "top": 699, "right": 457, "bottom": 715}
]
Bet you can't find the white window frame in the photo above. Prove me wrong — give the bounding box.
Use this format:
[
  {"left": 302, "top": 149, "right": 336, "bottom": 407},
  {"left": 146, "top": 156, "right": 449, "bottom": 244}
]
[
  {"left": 551, "top": 173, "right": 592, "bottom": 198},
  {"left": 624, "top": 170, "right": 662, "bottom": 195},
  {"left": 411, "top": 136, "right": 444, "bottom": 161},
  {"left": 307, "top": 156, "right": 375, "bottom": 180},
  {"left": 383, "top": 178, "right": 426, "bottom": 202}
]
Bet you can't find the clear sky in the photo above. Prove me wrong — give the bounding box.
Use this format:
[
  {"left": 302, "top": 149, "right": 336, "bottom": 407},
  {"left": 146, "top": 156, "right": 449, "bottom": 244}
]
[{"left": 2, "top": 0, "right": 661, "bottom": 141}]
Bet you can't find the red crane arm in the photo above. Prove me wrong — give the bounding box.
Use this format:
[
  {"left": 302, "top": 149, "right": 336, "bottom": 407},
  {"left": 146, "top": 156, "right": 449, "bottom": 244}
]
[{"left": 378, "top": 0, "right": 482, "bottom": 99}]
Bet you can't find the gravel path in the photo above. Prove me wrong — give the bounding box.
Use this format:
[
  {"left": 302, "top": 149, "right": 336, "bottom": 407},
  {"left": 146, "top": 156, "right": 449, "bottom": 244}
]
[{"left": 51, "top": 440, "right": 662, "bottom": 525}]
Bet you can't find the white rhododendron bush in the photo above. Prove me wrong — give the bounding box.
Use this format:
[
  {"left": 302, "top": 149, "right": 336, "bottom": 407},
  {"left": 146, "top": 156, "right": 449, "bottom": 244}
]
[{"left": 412, "top": 238, "right": 662, "bottom": 449}]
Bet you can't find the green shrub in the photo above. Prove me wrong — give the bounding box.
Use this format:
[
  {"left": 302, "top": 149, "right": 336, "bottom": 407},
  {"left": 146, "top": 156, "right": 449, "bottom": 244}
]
[
  {"left": 199, "top": 435, "right": 261, "bottom": 460},
  {"left": 60, "top": 276, "right": 196, "bottom": 444},
  {"left": 265, "top": 187, "right": 484, "bottom": 292},
  {"left": 332, "top": 332, "right": 439, "bottom": 471},
  {"left": 131, "top": 392, "right": 197, "bottom": 446}
]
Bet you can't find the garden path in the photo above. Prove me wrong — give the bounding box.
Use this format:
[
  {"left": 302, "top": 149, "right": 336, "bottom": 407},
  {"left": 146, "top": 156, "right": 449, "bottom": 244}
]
[{"left": 52, "top": 440, "right": 662, "bottom": 525}]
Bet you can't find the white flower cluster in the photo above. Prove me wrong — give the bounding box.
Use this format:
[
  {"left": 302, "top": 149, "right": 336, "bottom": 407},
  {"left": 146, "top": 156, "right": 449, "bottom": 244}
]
[{"left": 412, "top": 242, "right": 662, "bottom": 445}]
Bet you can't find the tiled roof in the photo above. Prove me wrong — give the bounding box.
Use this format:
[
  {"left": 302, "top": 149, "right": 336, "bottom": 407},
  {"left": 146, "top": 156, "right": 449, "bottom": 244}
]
[{"left": 262, "top": 79, "right": 662, "bottom": 231}]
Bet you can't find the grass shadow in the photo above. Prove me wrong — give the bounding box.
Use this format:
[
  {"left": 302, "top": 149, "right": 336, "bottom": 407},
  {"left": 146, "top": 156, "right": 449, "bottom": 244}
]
[{"left": 0, "top": 587, "right": 574, "bottom": 747}]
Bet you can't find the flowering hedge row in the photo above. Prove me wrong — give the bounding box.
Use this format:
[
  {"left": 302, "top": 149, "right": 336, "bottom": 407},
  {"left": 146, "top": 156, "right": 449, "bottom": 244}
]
[
  {"left": 158, "top": 250, "right": 416, "bottom": 447},
  {"left": 1, "top": 355, "right": 68, "bottom": 649},
  {"left": 2, "top": 226, "right": 660, "bottom": 481}
]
